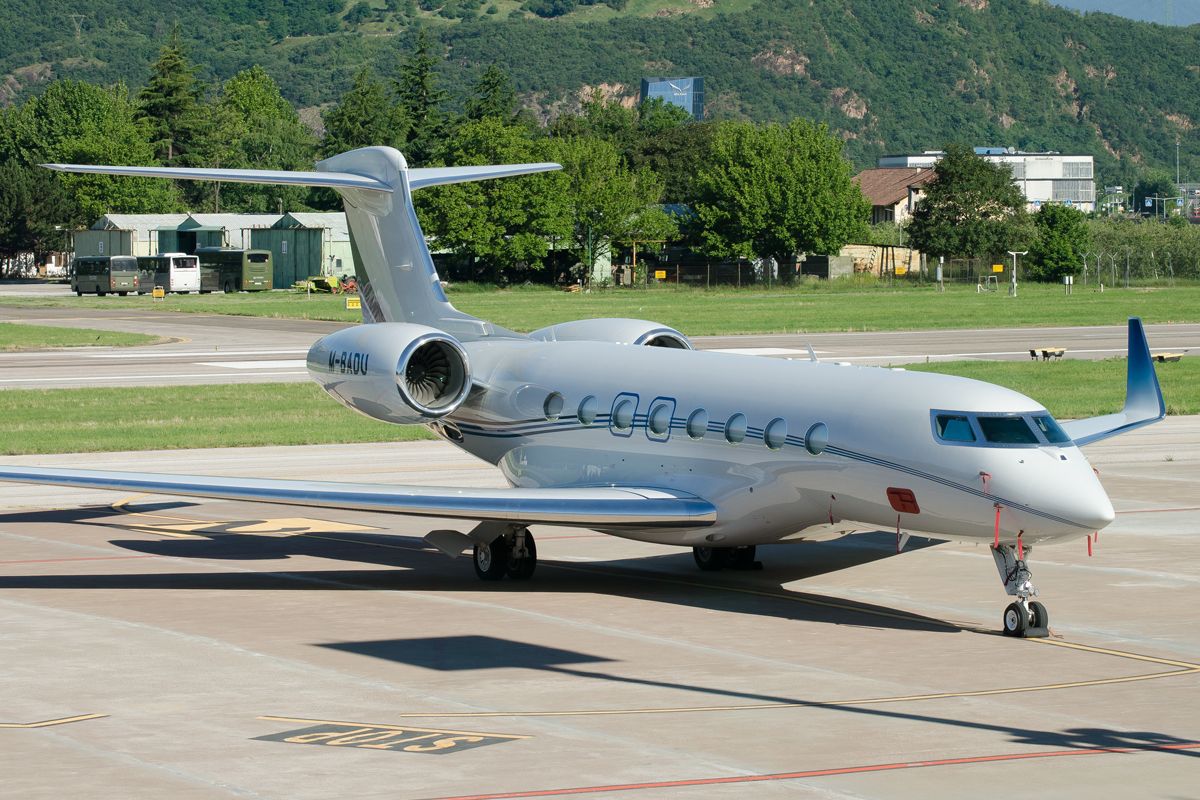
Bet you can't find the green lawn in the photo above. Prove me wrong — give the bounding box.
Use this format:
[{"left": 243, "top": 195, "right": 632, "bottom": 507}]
[
  {"left": 4, "top": 281, "right": 1200, "bottom": 335},
  {"left": 0, "top": 322, "right": 158, "bottom": 351},
  {"left": 2, "top": 357, "right": 1192, "bottom": 455},
  {"left": 0, "top": 383, "right": 434, "bottom": 455},
  {"left": 907, "top": 358, "right": 1198, "bottom": 418}
]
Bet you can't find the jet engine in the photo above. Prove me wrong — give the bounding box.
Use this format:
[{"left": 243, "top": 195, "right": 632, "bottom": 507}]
[
  {"left": 307, "top": 323, "right": 472, "bottom": 425},
  {"left": 528, "top": 318, "right": 692, "bottom": 349}
]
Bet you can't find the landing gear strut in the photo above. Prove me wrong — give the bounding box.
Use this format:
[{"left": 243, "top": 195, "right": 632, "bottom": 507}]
[
  {"left": 991, "top": 543, "right": 1049, "bottom": 638},
  {"left": 473, "top": 526, "right": 537, "bottom": 581},
  {"left": 692, "top": 545, "right": 761, "bottom": 571}
]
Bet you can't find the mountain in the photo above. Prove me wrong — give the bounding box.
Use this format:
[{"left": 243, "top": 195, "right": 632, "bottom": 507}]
[
  {"left": 1051, "top": 1, "right": 1200, "bottom": 26},
  {"left": 1, "top": 0, "right": 1196, "bottom": 183}
]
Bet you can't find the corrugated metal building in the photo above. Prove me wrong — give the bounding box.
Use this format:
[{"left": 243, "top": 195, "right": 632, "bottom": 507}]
[{"left": 73, "top": 214, "right": 189, "bottom": 257}]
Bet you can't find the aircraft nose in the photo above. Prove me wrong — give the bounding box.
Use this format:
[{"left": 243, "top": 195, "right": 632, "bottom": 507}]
[{"left": 1058, "top": 462, "right": 1115, "bottom": 531}]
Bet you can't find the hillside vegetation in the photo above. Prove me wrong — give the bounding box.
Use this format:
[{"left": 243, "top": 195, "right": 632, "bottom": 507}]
[{"left": 1, "top": 0, "right": 1197, "bottom": 180}]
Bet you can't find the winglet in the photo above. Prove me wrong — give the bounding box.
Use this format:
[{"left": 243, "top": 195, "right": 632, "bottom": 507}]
[{"left": 1059, "top": 318, "right": 1167, "bottom": 446}]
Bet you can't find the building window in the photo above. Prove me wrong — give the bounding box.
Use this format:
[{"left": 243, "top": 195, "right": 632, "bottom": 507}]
[
  {"left": 1063, "top": 162, "right": 1093, "bottom": 179},
  {"left": 1052, "top": 180, "right": 1095, "bottom": 203}
]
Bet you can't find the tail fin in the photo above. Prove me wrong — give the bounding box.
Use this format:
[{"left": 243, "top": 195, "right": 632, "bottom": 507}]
[
  {"left": 1059, "top": 318, "right": 1167, "bottom": 446},
  {"left": 45, "top": 147, "right": 559, "bottom": 338}
]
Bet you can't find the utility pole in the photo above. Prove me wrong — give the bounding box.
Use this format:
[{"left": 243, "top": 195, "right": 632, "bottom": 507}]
[
  {"left": 1177, "top": 137, "right": 1182, "bottom": 187},
  {"left": 1007, "top": 250, "right": 1027, "bottom": 297}
]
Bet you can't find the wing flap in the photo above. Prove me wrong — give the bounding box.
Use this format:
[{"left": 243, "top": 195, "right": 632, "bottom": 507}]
[{"left": 0, "top": 466, "right": 714, "bottom": 529}]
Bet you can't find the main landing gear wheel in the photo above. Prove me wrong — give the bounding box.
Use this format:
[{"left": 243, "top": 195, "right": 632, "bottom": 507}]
[
  {"left": 472, "top": 527, "right": 537, "bottom": 581},
  {"left": 473, "top": 536, "right": 509, "bottom": 581},
  {"left": 991, "top": 543, "right": 1050, "bottom": 638},
  {"left": 692, "top": 545, "right": 760, "bottom": 571}
]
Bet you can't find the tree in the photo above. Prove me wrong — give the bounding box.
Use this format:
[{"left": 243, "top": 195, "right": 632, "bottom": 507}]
[
  {"left": 0, "top": 161, "right": 72, "bottom": 263},
  {"left": 548, "top": 135, "right": 673, "bottom": 284},
  {"left": 5, "top": 80, "right": 180, "bottom": 225},
  {"left": 395, "top": 29, "right": 449, "bottom": 165},
  {"left": 906, "top": 144, "right": 1033, "bottom": 260},
  {"left": 188, "top": 67, "right": 317, "bottom": 212},
  {"left": 418, "top": 118, "right": 570, "bottom": 281},
  {"left": 136, "top": 25, "right": 203, "bottom": 163},
  {"left": 1132, "top": 171, "right": 1179, "bottom": 219},
  {"left": 321, "top": 68, "right": 408, "bottom": 156},
  {"left": 692, "top": 119, "right": 868, "bottom": 271},
  {"left": 464, "top": 65, "right": 518, "bottom": 123},
  {"left": 1026, "top": 202, "right": 1091, "bottom": 281}
]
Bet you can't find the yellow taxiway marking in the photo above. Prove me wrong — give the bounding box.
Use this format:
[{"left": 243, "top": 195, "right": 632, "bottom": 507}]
[
  {"left": 0, "top": 714, "right": 107, "bottom": 729},
  {"left": 258, "top": 716, "right": 531, "bottom": 740}
]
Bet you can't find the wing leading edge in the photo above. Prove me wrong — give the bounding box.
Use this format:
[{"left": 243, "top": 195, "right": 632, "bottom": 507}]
[{"left": 0, "top": 466, "right": 715, "bottom": 529}]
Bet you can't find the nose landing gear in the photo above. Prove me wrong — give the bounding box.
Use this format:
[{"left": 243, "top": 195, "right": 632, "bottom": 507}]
[{"left": 992, "top": 543, "right": 1050, "bottom": 638}]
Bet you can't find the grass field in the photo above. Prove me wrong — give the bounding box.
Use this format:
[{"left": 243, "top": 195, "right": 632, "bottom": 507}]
[
  {"left": 0, "top": 322, "right": 158, "bottom": 351},
  {"left": 2, "top": 357, "right": 1191, "bottom": 455},
  {"left": 4, "top": 281, "right": 1200, "bottom": 334},
  {"left": 0, "top": 383, "right": 434, "bottom": 455}
]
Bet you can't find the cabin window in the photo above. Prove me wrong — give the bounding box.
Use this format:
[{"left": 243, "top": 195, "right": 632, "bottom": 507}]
[
  {"left": 805, "top": 422, "right": 829, "bottom": 455},
  {"left": 1033, "top": 415, "right": 1072, "bottom": 444},
  {"left": 686, "top": 409, "right": 708, "bottom": 440},
  {"left": 611, "top": 396, "right": 636, "bottom": 433},
  {"left": 543, "top": 392, "right": 564, "bottom": 422},
  {"left": 577, "top": 395, "right": 599, "bottom": 426},
  {"left": 978, "top": 415, "right": 1039, "bottom": 445},
  {"left": 764, "top": 418, "right": 787, "bottom": 450},
  {"left": 724, "top": 413, "right": 748, "bottom": 444},
  {"left": 935, "top": 414, "right": 976, "bottom": 443},
  {"left": 647, "top": 400, "right": 674, "bottom": 439}
]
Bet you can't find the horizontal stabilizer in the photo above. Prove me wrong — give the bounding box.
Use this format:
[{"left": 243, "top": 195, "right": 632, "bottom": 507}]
[
  {"left": 1060, "top": 318, "right": 1166, "bottom": 446},
  {"left": 408, "top": 163, "right": 561, "bottom": 190},
  {"left": 42, "top": 163, "right": 393, "bottom": 192},
  {"left": 0, "top": 466, "right": 715, "bottom": 529}
]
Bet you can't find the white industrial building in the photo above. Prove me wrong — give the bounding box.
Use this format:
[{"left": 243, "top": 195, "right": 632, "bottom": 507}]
[{"left": 877, "top": 148, "right": 1096, "bottom": 212}]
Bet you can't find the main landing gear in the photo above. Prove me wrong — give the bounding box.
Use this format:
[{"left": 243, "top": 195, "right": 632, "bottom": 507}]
[
  {"left": 991, "top": 543, "right": 1049, "bottom": 638},
  {"left": 692, "top": 545, "right": 762, "bottom": 571},
  {"left": 473, "top": 526, "right": 537, "bottom": 581}
]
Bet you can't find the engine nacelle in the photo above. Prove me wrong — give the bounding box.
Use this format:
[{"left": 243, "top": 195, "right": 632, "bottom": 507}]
[
  {"left": 307, "top": 323, "right": 471, "bottom": 425},
  {"left": 527, "top": 318, "right": 692, "bottom": 349}
]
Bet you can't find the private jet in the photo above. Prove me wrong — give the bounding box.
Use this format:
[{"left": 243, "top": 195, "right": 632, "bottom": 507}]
[{"left": 0, "top": 147, "right": 1165, "bottom": 638}]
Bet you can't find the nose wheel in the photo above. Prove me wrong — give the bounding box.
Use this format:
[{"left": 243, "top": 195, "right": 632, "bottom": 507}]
[{"left": 992, "top": 544, "right": 1050, "bottom": 638}]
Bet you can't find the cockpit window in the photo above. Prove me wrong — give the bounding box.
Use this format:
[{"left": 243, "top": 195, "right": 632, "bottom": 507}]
[
  {"left": 935, "top": 414, "right": 976, "bottom": 442},
  {"left": 978, "top": 415, "right": 1039, "bottom": 445},
  {"left": 1033, "top": 414, "right": 1072, "bottom": 444}
]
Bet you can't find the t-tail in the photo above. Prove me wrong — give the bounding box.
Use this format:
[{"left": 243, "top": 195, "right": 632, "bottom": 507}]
[{"left": 45, "top": 147, "right": 560, "bottom": 340}]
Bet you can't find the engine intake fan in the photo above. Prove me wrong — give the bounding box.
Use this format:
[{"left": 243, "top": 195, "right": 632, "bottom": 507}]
[{"left": 397, "top": 334, "right": 471, "bottom": 416}]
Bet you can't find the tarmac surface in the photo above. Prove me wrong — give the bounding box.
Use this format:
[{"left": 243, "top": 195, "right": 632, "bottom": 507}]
[
  {"left": 2, "top": 302, "right": 1198, "bottom": 389},
  {"left": 1, "top": 421, "right": 1198, "bottom": 799}
]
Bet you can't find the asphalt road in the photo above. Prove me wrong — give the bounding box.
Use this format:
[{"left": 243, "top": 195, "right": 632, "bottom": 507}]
[
  {"left": 2, "top": 303, "right": 1198, "bottom": 389},
  {"left": 0, "top": 421, "right": 1197, "bottom": 799}
]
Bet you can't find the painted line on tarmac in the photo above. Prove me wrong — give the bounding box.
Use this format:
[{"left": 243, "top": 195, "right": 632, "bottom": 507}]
[
  {"left": 197, "top": 360, "right": 308, "bottom": 369},
  {"left": 419, "top": 741, "right": 1200, "bottom": 800},
  {"left": 0, "top": 371, "right": 308, "bottom": 384},
  {"left": 259, "top": 715, "right": 532, "bottom": 740},
  {"left": 84, "top": 349, "right": 309, "bottom": 359},
  {"left": 0, "top": 714, "right": 107, "bottom": 729},
  {"left": 0, "top": 554, "right": 157, "bottom": 566}
]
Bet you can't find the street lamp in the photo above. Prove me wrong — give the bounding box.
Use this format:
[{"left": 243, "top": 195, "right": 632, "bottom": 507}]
[{"left": 1007, "top": 250, "right": 1028, "bottom": 297}]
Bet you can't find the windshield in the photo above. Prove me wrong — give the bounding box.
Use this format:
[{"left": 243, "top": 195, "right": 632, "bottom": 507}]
[
  {"left": 977, "top": 415, "right": 1040, "bottom": 445},
  {"left": 1033, "top": 415, "right": 1072, "bottom": 444},
  {"left": 174, "top": 257, "right": 198, "bottom": 269}
]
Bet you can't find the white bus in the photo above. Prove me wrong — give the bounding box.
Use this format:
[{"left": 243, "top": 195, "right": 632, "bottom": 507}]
[{"left": 137, "top": 252, "right": 201, "bottom": 294}]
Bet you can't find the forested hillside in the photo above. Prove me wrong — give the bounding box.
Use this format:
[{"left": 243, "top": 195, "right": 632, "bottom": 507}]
[{"left": 3, "top": 0, "right": 1198, "bottom": 182}]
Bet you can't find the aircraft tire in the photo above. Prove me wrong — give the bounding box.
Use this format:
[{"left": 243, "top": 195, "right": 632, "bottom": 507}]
[
  {"left": 473, "top": 538, "right": 510, "bottom": 581},
  {"left": 1029, "top": 601, "right": 1049, "bottom": 630},
  {"left": 506, "top": 531, "right": 537, "bottom": 580},
  {"left": 1002, "top": 602, "right": 1028, "bottom": 637},
  {"left": 730, "top": 545, "right": 757, "bottom": 569},
  {"left": 693, "top": 546, "right": 724, "bottom": 571}
]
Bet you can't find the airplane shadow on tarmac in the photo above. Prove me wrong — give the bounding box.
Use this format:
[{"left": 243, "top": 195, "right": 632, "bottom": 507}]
[{"left": 2, "top": 503, "right": 949, "bottom": 633}]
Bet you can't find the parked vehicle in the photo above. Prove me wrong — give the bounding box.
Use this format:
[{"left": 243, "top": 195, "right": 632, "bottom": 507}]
[
  {"left": 196, "top": 247, "right": 273, "bottom": 292},
  {"left": 136, "top": 253, "right": 201, "bottom": 294},
  {"left": 70, "top": 255, "right": 140, "bottom": 296}
]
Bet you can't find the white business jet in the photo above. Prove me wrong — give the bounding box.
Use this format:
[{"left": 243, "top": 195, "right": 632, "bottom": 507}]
[{"left": 0, "top": 147, "right": 1165, "bottom": 637}]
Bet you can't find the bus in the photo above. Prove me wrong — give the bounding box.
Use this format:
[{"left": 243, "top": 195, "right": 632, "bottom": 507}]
[
  {"left": 196, "top": 247, "right": 273, "bottom": 293},
  {"left": 70, "top": 255, "right": 141, "bottom": 296},
  {"left": 136, "top": 253, "right": 201, "bottom": 294}
]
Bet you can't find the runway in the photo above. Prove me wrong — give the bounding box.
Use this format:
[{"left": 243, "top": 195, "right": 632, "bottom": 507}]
[
  {"left": 1, "top": 421, "right": 1198, "bottom": 798},
  {"left": 2, "top": 304, "right": 1198, "bottom": 389}
]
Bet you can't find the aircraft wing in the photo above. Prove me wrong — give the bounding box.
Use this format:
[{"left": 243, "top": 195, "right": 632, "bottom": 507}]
[
  {"left": 0, "top": 466, "right": 715, "bottom": 529},
  {"left": 1060, "top": 318, "right": 1166, "bottom": 447}
]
